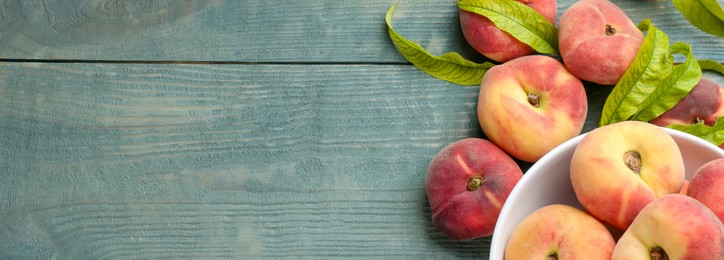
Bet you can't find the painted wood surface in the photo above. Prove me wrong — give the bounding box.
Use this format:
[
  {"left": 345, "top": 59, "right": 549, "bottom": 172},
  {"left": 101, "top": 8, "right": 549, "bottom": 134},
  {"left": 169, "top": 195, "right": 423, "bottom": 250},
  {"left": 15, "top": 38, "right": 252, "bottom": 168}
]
[
  {"left": 0, "top": 0, "right": 723, "bottom": 259},
  {"left": 0, "top": 63, "right": 491, "bottom": 259},
  {"left": 0, "top": 0, "right": 722, "bottom": 62}
]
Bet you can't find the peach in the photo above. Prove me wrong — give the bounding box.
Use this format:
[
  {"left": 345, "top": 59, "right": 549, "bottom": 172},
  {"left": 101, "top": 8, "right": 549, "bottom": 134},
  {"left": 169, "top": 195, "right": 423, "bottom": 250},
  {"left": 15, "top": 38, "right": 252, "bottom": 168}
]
[
  {"left": 649, "top": 78, "right": 724, "bottom": 148},
  {"left": 477, "top": 55, "right": 588, "bottom": 162},
  {"left": 570, "top": 121, "right": 685, "bottom": 230},
  {"left": 650, "top": 79, "right": 724, "bottom": 147},
  {"left": 687, "top": 158, "right": 724, "bottom": 223},
  {"left": 612, "top": 194, "right": 724, "bottom": 259},
  {"left": 426, "top": 138, "right": 523, "bottom": 240},
  {"left": 459, "top": 0, "right": 556, "bottom": 62},
  {"left": 558, "top": 0, "right": 644, "bottom": 85},
  {"left": 505, "top": 204, "right": 615, "bottom": 260}
]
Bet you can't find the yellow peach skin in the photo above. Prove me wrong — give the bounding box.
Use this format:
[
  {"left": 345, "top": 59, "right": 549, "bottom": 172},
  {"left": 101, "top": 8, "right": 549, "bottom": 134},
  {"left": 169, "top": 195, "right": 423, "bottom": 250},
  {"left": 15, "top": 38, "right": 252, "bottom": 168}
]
[
  {"left": 570, "top": 121, "right": 685, "bottom": 231},
  {"left": 505, "top": 204, "right": 615, "bottom": 260},
  {"left": 612, "top": 194, "right": 724, "bottom": 259},
  {"left": 477, "top": 55, "right": 587, "bottom": 162}
]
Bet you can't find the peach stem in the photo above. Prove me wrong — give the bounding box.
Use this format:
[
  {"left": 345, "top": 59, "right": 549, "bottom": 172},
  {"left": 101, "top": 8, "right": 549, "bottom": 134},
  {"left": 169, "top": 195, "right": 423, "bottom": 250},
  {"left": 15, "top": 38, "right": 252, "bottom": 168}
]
[
  {"left": 527, "top": 93, "right": 540, "bottom": 108},
  {"left": 624, "top": 150, "right": 642, "bottom": 174},
  {"left": 467, "top": 176, "right": 483, "bottom": 191},
  {"left": 605, "top": 24, "right": 617, "bottom": 35},
  {"left": 650, "top": 246, "right": 668, "bottom": 260}
]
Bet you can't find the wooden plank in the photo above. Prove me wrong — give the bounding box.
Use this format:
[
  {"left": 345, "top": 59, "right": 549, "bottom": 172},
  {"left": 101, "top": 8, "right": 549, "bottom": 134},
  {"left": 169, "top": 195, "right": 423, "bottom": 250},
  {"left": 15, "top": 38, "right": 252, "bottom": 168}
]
[
  {"left": 1, "top": 56, "right": 722, "bottom": 258},
  {"left": 0, "top": 0, "right": 453, "bottom": 63},
  {"left": 0, "top": 0, "right": 722, "bottom": 63},
  {"left": 0, "top": 62, "right": 505, "bottom": 258},
  {"left": 0, "top": 61, "right": 628, "bottom": 258},
  {"left": 2, "top": 0, "right": 723, "bottom": 258},
  {"left": 1, "top": 68, "right": 721, "bottom": 259}
]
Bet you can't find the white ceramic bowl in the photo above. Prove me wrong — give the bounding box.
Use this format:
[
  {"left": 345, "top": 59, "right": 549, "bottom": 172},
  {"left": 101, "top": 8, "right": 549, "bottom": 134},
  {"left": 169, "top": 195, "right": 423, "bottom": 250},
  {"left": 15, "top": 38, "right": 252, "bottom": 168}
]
[{"left": 489, "top": 128, "right": 724, "bottom": 260}]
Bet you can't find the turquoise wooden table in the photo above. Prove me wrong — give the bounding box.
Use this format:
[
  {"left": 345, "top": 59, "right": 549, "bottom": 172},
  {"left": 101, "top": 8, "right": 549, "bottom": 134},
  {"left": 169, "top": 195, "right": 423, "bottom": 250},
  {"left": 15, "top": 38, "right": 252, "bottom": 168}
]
[{"left": 1, "top": 1, "right": 723, "bottom": 259}]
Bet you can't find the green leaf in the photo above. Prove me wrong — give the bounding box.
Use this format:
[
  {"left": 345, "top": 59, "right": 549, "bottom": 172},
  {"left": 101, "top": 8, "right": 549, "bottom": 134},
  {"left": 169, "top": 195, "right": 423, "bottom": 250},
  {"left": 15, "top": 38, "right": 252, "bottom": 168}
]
[
  {"left": 630, "top": 42, "right": 701, "bottom": 122},
  {"left": 599, "top": 19, "right": 673, "bottom": 126},
  {"left": 385, "top": 3, "right": 494, "bottom": 86},
  {"left": 457, "top": 0, "right": 559, "bottom": 56},
  {"left": 699, "top": 59, "right": 724, "bottom": 75},
  {"left": 668, "top": 117, "right": 724, "bottom": 147},
  {"left": 672, "top": 0, "right": 724, "bottom": 37}
]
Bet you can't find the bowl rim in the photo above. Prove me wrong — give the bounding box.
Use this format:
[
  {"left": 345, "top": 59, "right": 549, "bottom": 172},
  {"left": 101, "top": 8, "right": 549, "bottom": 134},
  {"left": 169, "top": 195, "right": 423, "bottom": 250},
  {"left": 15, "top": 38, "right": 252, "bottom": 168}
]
[{"left": 488, "top": 127, "right": 724, "bottom": 260}]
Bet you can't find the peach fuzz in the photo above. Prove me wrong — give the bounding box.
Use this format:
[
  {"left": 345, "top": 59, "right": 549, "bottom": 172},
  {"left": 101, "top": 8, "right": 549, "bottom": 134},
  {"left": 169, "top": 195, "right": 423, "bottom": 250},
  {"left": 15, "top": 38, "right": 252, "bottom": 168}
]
[
  {"left": 687, "top": 158, "right": 724, "bottom": 223},
  {"left": 459, "top": 0, "right": 556, "bottom": 62},
  {"left": 570, "top": 121, "right": 685, "bottom": 230},
  {"left": 426, "top": 138, "right": 522, "bottom": 240},
  {"left": 505, "top": 204, "right": 615, "bottom": 260},
  {"left": 612, "top": 194, "right": 724, "bottom": 260},
  {"left": 558, "top": 0, "right": 644, "bottom": 85},
  {"left": 477, "top": 55, "right": 587, "bottom": 162}
]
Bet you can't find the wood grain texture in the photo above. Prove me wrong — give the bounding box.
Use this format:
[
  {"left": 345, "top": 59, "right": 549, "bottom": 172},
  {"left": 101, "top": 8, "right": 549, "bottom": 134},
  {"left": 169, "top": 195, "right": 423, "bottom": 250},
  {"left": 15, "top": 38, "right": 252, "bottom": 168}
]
[
  {"left": 0, "top": 63, "right": 493, "bottom": 259},
  {"left": 1, "top": 0, "right": 723, "bottom": 259},
  {"left": 0, "top": 0, "right": 722, "bottom": 62},
  {"left": 0, "top": 62, "right": 616, "bottom": 259},
  {"left": 0, "top": 0, "right": 452, "bottom": 63}
]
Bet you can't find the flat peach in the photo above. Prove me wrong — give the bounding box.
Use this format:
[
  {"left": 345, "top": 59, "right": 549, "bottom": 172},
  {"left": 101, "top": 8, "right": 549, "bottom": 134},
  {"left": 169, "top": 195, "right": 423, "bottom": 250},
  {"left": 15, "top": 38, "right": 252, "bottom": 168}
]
[
  {"left": 505, "top": 204, "right": 615, "bottom": 260},
  {"left": 570, "top": 121, "right": 685, "bottom": 230},
  {"left": 478, "top": 55, "right": 587, "bottom": 162},
  {"left": 558, "top": 0, "right": 644, "bottom": 85},
  {"left": 459, "top": 0, "right": 556, "bottom": 62}
]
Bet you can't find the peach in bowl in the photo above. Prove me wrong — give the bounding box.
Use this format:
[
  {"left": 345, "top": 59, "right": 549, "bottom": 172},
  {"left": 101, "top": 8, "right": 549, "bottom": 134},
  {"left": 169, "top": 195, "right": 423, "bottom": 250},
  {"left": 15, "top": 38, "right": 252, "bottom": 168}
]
[{"left": 488, "top": 123, "right": 724, "bottom": 260}]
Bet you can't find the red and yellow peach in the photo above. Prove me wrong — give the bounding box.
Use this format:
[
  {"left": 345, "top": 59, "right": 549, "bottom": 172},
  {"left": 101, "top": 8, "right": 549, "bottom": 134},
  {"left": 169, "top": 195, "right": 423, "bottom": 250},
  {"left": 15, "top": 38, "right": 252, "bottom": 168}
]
[
  {"left": 426, "top": 138, "right": 523, "bottom": 240},
  {"left": 687, "top": 158, "right": 724, "bottom": 223},
  {"left": 570, "top": 121, "right": 685, "bottom": 230},
  {"left": 477, "top": 55, "right": 588, "bottom": 162},
  {"left": 459, "top": 0, "right": 556, "bottom": 62},
  {"left": 505, "top": 204, "right": 615, "bottom": 260},
  {"left": 612, "top": 194, "right": 724, "bottom": 260},
  {"left": 558, "top": 0, "right": 644, "bottom": 85}
]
